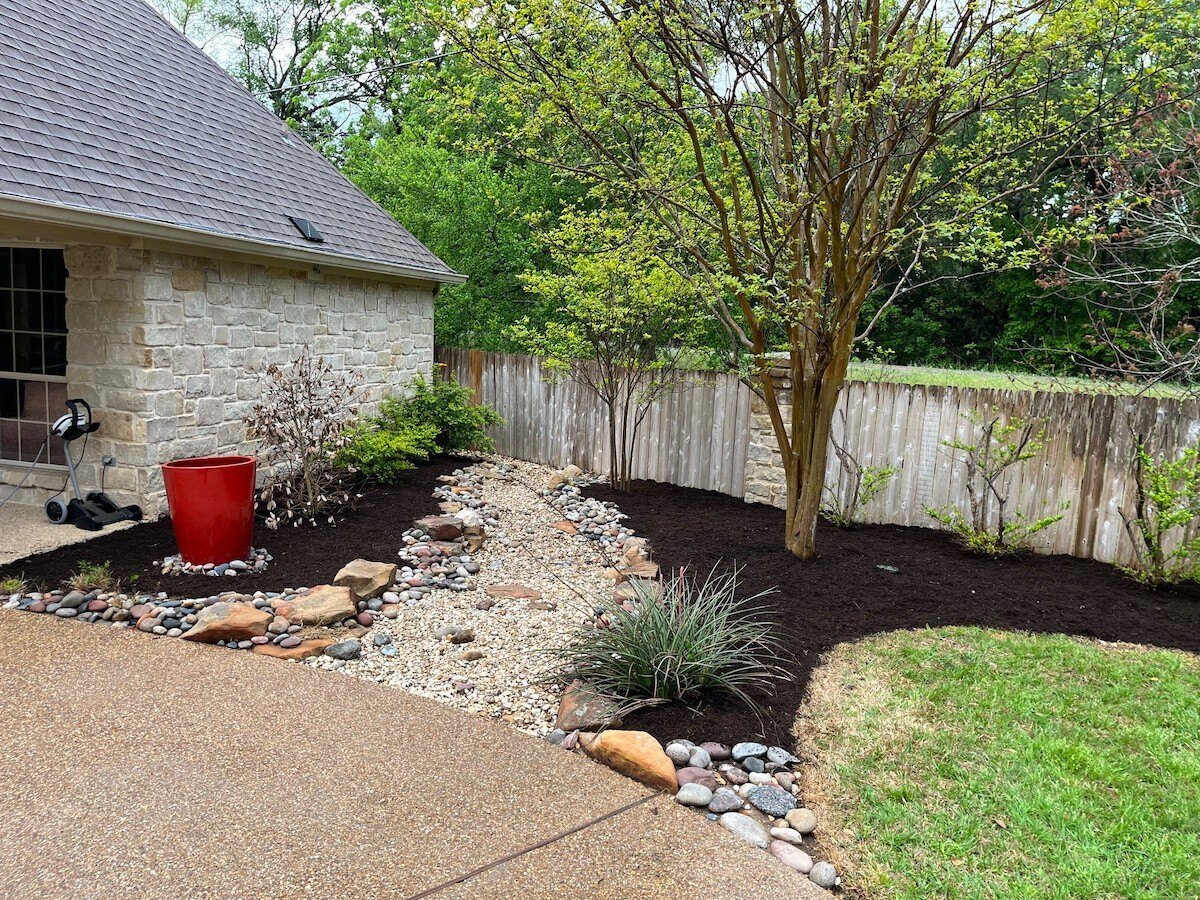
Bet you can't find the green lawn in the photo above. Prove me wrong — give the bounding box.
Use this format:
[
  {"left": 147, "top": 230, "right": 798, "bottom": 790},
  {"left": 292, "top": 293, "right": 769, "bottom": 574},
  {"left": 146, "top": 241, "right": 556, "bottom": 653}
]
[{"left": 802, "top": 628, "right": 1200, "bottom": 899}]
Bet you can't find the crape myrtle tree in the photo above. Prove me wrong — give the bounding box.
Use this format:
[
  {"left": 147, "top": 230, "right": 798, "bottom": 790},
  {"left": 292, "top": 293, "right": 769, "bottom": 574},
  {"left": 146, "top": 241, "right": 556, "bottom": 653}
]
[{"left": 442, "top": 0, "right": 1196, "bottom": 558}]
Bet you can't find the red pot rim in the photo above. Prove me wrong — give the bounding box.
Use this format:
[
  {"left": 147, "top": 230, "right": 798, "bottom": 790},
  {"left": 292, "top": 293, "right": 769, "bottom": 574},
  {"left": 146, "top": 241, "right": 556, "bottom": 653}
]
[{"left": 163, "top": 455, "right": 256, "bottom": 472}]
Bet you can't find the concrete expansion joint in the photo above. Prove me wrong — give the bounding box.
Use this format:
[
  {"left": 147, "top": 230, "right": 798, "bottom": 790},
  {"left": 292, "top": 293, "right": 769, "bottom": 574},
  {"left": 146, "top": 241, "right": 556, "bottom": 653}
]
[{"left": 404, "top": 793, "right": 659, "bottom": 898}]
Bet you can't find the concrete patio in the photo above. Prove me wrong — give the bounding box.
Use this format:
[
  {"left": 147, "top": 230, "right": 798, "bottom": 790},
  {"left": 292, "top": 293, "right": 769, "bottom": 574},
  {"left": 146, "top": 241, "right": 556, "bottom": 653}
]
[{"left": 0, "top": 610, "right": 824, "bottom": 898}]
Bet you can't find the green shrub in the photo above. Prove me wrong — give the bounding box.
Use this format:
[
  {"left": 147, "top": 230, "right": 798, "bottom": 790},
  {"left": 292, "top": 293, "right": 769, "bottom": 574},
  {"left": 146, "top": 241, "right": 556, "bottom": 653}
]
[
  {"left": 339, "top": 420, "right": 441, "bottom": 483},
  {"left": 1120, "top": 440, "right": 1200, "bottom": 586},
  {"left": 391, "top": 371, "right": 502, "bottom": 453},
  {"left": 341, "top": 372, "right": 502, "bottom": 482},
  {"left": 554, "top": 568, "right": 788, "bottom": 706}
]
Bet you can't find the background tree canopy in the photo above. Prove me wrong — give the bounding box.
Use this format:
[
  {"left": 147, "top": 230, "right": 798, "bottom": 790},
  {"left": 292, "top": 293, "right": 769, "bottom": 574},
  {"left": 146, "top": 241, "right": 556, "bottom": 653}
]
[{"left": 155, "top": 0, "right": 1199, "bottom": 378}]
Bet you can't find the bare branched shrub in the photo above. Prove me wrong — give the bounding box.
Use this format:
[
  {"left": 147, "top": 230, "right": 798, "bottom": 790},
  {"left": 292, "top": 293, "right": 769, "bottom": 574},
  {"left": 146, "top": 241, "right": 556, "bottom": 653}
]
[
  {"left": 245, "top": 353, "right": 362, "bottom": 529},
  {"left": 822, "top": 410, "right": 901, "bottom": 527},
  {"left": 926, "top": 409, "right": 1067, "bottom": 556}
]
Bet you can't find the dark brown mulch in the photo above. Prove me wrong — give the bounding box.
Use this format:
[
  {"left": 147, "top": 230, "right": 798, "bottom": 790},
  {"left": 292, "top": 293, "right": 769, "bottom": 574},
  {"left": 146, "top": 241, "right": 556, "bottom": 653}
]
[
  {"left": 586, "top": 480, "right": 1200, "bottom": 747},
  {"left": 1, "top": 456, "right": 463, "bottom": 595}
]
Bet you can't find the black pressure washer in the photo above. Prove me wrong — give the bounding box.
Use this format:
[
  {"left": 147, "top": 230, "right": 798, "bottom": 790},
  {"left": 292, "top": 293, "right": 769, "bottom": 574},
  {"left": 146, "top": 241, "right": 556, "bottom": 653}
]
[{"left": 42, "top": 399, "right": 143, "bottom": 531}]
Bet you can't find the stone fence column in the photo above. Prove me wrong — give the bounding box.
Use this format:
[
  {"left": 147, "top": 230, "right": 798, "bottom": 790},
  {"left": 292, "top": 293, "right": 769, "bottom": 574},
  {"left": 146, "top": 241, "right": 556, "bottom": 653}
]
[{"left": 741, "top": 363, "right": 790, "bottom": 509}]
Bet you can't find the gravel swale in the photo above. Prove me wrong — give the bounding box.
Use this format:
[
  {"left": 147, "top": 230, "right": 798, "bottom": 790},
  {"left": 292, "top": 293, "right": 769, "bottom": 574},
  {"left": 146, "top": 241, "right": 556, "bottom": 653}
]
[{"left": 305, "top": 455, "right": 622, "bottom": 736}]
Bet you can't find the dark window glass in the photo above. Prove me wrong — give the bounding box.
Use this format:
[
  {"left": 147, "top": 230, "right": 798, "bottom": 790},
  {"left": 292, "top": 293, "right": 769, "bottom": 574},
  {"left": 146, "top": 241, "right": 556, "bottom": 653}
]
[
  {"left": 41, "top": 251, "right": 65, "bottom": 292},
  {"left": 13, "top": 290, "right": 40, "bottom": 330},
  {"left": 43, "top": 294, "right": 66, "bottom": 333},
  {"left": 11, "top": 248, "right": 39, "bottom": 289},
  {"left": 0, "top": 247, "right": 66, "bottom": 463},
  {"left": 44, "top": 336, "right": 66, "bottom": 376}
]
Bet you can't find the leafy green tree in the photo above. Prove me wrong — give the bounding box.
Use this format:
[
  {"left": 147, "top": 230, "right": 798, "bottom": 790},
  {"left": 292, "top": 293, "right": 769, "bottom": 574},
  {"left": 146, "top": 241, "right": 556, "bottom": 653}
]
[
  {"left": 445, "top": 0, "right": 1197, "bottom": 557},
  {"left": 511, "top": 215, "right": 702, "bottom": 489}
]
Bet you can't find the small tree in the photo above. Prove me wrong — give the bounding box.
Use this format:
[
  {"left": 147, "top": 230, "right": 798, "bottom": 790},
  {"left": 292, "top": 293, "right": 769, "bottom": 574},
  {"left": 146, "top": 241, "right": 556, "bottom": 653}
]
[
  {"left": 821, "top": 411, "right": 901, "bottom": 528},
  {"left": 1120, "top": 437, "right": 1200, "bottom": 586},
  {"left": 927, "top": 409, "right": 1066, "bottom": 556},
  {"left": 512, "top": 228, "right": 699, "bottom": 490},
  {"left": 245, "top": 352, "right": 361, "bottom": 528}
]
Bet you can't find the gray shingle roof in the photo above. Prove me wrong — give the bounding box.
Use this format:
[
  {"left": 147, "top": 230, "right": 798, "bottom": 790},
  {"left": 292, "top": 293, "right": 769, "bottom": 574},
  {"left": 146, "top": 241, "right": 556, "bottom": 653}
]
[{"left": 0, "top": 0, "right": 462, "bottom": 283}]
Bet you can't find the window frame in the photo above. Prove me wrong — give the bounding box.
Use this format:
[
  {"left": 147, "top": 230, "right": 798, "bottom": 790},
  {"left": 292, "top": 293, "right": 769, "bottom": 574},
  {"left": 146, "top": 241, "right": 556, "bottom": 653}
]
[{"left": 0, "top": 242, "right": 69, "bottom": 471}]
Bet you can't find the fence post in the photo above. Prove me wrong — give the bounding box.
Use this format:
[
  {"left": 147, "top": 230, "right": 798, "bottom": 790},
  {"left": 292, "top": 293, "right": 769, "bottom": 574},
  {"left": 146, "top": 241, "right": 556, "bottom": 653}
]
[{"left": 467, "top": 349, "right": 484, "bottom": 405}]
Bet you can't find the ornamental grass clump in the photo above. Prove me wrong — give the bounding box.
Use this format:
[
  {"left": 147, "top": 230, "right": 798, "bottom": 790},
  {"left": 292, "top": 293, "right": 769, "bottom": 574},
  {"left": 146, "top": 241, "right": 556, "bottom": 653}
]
[{"left": 556, "top": 567, "right": 788, "bottom": 706}]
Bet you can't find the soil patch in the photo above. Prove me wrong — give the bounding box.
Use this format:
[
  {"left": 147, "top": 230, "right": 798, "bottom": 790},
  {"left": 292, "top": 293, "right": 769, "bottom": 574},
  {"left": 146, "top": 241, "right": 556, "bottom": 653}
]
[
  {"left": 1, "top": 457, "right": 462, "bottom": 595},
  {"left": 586, "top": 480, "right": 1200, "bottom": 746}
]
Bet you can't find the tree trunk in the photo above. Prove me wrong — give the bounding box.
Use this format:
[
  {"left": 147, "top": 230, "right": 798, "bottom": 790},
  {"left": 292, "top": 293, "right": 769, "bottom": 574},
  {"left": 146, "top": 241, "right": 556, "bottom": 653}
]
[{"left": 774, "top": 345, "right": 852, "bottom": 560}]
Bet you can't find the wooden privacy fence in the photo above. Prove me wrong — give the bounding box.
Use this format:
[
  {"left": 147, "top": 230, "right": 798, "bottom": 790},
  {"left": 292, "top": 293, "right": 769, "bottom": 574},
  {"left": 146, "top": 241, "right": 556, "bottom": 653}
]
[
  {"left": 437, "top": 347, "right": 1200, "bottom": 565},
  {"left": 438, "top": 348, "right": 755, "bottom": 496}
]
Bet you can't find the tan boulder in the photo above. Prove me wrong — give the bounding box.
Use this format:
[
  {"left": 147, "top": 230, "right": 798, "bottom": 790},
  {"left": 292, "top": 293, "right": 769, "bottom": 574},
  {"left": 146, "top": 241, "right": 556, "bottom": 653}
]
[
  {"left": 578, "top": 730, "right": 678, "bottom": 792},
  {"left": 274, "top": 585, "right": 356, "bottom": 626},
  {"left": 556, "top": 680, "right": 624, "bottom": 732},
  {"left": 182, "top": 602, "right": 272, "bottom": 643},
  {"left": 333, "top": 559, "right": 397, "bottom": 601},
  {"left": 251, "top": 639, "right": 335, "bottom": 661},
  {"left": 415, "top": 515, "right": 464, "bottom": 541}
]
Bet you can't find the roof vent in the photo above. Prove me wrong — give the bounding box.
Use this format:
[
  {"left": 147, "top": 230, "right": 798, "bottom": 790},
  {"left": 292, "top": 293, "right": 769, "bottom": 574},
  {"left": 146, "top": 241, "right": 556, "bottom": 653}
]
[{"left": 289, "top": 216, "right": 324, "bottom": 243}]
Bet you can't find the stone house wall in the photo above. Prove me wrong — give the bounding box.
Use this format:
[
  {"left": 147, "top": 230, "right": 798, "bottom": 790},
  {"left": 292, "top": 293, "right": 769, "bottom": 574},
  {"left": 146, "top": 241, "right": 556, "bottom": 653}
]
[{"left": 0, "top": 238, "right": 434, "bottom": 513}]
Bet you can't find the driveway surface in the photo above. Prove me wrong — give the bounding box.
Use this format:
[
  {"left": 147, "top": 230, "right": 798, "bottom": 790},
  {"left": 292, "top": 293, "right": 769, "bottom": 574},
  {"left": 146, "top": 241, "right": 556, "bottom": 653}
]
[{"left": 0, "top": 611, "right": 823, "bottom": 898}]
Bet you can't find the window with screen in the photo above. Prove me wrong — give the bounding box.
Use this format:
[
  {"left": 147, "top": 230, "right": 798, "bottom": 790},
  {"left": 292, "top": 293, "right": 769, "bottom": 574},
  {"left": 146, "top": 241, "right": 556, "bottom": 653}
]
[{"left": 0, "top": 247, "right": 69, "bottom": 466}]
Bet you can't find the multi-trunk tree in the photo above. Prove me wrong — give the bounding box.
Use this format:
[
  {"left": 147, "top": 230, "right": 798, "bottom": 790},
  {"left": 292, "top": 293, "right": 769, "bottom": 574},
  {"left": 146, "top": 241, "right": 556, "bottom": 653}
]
[{"left": 445, "top": 0, "right": 1197, "bottom": 557}]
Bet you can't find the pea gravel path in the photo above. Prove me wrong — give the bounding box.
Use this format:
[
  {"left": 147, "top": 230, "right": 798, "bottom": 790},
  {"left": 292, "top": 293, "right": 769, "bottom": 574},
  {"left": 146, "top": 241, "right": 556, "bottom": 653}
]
[{"left": 0, "top": 610, "right": 825, "bottom": 899}]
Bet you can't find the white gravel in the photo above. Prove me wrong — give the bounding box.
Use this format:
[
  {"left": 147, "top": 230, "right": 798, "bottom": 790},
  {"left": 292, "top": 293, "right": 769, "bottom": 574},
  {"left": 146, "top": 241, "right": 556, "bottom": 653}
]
[{"left": 306, "top": 455, "right": 625, "bottom": 736}]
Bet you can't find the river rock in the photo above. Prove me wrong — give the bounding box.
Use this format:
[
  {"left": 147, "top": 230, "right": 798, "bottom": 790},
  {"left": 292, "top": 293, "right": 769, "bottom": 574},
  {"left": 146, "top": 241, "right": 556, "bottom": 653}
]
[
  {"left": 665, "top": 742, "right": 692, "bottom": 765},
  {"left": 675, "top": 783, "right": 713, "bottom": 807},
  {"left": 809, "top": 862, "right": 838, "bottom": 888},
  {"left": 676, "top": 766, "right": 719, "bottom": 791},
  {"left": 732, "top": 741, "right": 767, "bottom": 762},
  {"left": 324, "top": 639, "right": 362, "bottom": 661},
  {"left": 718, "top": 812, "right": 770, "bottom": 849},
  {"left": 707, "top": 788, "right": 743, "bottom": 814},
  {"left": 748, "top": 786, "right": 797, "bottom": 817},
  {"left": 785, "top": 807, "right": 818, "bottom": 834},
  {"left": 770, "top": 841, "right": 814, "bottom": 873}
]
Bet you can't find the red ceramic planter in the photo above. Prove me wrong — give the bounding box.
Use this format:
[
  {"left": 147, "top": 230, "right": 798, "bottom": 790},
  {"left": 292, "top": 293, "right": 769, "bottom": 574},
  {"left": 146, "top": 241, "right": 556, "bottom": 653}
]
[{"left": 162, "top": 455, "right": 256, "bottom": 565}]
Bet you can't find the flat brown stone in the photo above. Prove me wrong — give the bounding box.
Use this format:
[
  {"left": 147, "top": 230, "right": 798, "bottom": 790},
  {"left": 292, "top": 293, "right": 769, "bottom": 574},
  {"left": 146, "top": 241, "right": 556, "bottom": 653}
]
[
  {"left": 486, "top": 584, "right": 542, "bottom": 600},
  {"left": 556, "top": 680, "right": 623, "bottom": 732},
  {"left": 274, "top": 585, "right": 356, "bottom": 626},
  {"left": 251, "top": 639, "right": 336, "bottom": 661},
  {"left": 551, "top": 520, "right": 578, "bottom": 535},
  {"left": 181, "top": 602, "right": 272, "bottom": 643}
]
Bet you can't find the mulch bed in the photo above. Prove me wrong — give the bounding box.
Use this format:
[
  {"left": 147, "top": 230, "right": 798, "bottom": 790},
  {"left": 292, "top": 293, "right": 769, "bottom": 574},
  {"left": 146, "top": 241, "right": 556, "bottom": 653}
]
[
  {"left": 587, "top": 480, "right": 1200, "bottom": 747},
  {"left": 1, "top": 456, "right": 462, "bottom": 596}
]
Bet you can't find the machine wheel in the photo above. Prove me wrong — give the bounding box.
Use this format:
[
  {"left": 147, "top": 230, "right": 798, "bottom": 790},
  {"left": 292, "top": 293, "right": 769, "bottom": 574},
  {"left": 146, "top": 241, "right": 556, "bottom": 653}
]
[
  {"left": 45, "top": 498, "right": 72, "bottom": 525},
  {"left": 127, "top": 505, "right": 144, "bottom": 521}
]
